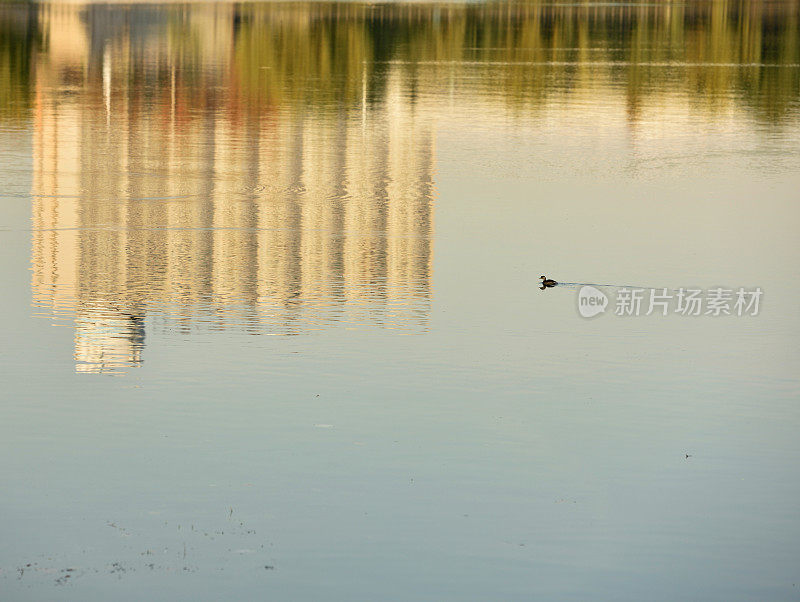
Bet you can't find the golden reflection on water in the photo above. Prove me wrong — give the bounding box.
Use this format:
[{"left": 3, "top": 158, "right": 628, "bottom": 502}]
[
  {"left": 29, "top": 4, "right": 439, "bottom": 373},
  {"left": 3, "top": 0, "right": 799, "bottom": 372}
]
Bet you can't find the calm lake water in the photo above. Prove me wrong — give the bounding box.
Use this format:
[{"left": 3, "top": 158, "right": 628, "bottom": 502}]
[{"left": 1, "top": 1, "right": 799, "bottom": 599}]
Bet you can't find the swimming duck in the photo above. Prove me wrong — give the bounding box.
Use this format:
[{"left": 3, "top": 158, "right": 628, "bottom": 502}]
[{"left": 539, "top": 275, "right": 558, "bottom": 288}]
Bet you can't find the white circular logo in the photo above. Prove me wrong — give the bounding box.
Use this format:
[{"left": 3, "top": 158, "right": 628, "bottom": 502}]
[{"left": 578, "top": 286, "right": 608, "bottom": 318}]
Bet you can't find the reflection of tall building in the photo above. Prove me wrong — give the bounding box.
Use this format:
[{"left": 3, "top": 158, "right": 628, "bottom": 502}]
[{"left": 31, "top": 4, "right": 434, "bottom": 374}]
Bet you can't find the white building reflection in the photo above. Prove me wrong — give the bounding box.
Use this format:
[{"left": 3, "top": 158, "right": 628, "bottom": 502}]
[{"left": 30, "top": 4, "right": 434, "bottom": 373}]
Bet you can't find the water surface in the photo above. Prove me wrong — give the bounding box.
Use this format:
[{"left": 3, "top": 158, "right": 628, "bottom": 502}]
[{"left": 1, "top": 1, "right": 799, "bottom": 599}]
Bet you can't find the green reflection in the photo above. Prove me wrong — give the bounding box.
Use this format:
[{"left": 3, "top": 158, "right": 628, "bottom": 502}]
[
  {"left": 0, "top": 4, "right": 38, "bottom": 121},
  {"left": 231, "top": 1, "right": 800, "bottom": 121},
  {"left": 1, "top": 1, "right": 799, "bottom": 123}
]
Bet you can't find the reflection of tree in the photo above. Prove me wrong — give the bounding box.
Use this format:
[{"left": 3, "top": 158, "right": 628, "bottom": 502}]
[
  {"left": 228, "top": 1, "right": 800, "bottom": 123},
  {"left": 3, "top": 1, "right": 799, "bottom": 124},
  {"left": 0, "top": 5, "right": 38, "bottom": 121}
]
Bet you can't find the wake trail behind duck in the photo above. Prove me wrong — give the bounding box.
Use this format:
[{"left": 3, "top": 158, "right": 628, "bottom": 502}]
[
  {"left": 556, "top": 282, "right": 673, "bottom": 290},
  {"left": 558, "top": 282, "right": 630, "bottom": 288}
]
